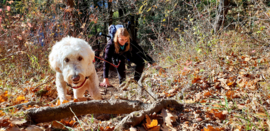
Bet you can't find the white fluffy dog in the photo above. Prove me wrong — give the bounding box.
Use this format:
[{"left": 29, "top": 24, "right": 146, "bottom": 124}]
[{"left": 49, "top": 36, "right": 102, "bottom": 103}]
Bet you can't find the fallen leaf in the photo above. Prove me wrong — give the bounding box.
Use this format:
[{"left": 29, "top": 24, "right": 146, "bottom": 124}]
[
  {"left": 161, "top": 123, "right": 175, "bottom": 131},
  {"left": 227, "top": 82, "right": 235, "bottom": 86},
  {"left": 218, "top": 78, "right": 230, "bottom": 89},
  {"left": 148, "top": 125, "right": 160, "bottom": 131},
  {"left": 25, "top": 125, "right": 44, "bottom": 131},
  {"left": 145, "top": 115, "right": 158, "bottom": 129},
  {"left": 5, "top": 127, "right": 21, "bottom": 131},
  {"left": 10, "top": 118, "right": 27, "bottom": 126},
  {"left": 204, "top": 125, "right": 224, "bottom": 131},
  {"left": 0, "top": 110, "right": 5, "bottom": 117},
  {"left": 213, "top": 112, "right": 226, "bottom": 120},
  {"left": 161, "top": 109, "right": 178, "bottom": 129},
  {"left": 0, "top": 119, "right": 10, "bottom": 127},
  {"left": 226, "top": 90, "right": 235, "bottom": 100},
  {"left": 51, "top": 121, "right": 65, "bottom": 129},
  {"left": 145, "top": 114, "right": 151, "bottom": 125},
  {"left": 148, "top": 119, "right": 158, "bottom": 129},
  {"left": 204, "top": 91, "right": 212, "bottom": 97},
  {"left": 192, "top": 77, "right": 201, "bottom": 84},
  {"left": 15, "top": 95, "right": 25, "bottom": 104},
  {"left": 129, "top": 126, "right": 137, "bottom": 131},
  {"left": 200, "top": 99, "right": 207, "bottom": 103},
  {"left": 0, "top": 91, "right": 8, "bottom": 103}
]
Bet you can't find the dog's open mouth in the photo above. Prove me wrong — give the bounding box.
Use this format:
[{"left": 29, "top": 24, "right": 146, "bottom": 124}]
[{"left": 68, "top": 77, "right": 89, "bottom": 89}]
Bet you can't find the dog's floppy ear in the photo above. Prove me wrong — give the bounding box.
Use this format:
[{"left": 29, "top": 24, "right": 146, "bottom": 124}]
[{"left": 49, "top": 49, "right": 62, "bottom": 73}]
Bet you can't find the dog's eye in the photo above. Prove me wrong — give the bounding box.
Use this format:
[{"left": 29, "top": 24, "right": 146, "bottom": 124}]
[
  {"left": 78, "top": 56, "right": 83, "bottom": 61},
  {"left": 65, "top": 58, "right": 69, "bottom": 63}
]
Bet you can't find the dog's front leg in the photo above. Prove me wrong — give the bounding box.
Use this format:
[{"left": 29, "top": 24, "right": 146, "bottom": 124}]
[
  {"left": 73, "top": 87, "right": 86, "bottom": 101},
  {"left": 88, "top": 72, "right": 102, "bottom": 100},
  {"left": 56, "top": 72, "right": 67, "bottom": 103}
]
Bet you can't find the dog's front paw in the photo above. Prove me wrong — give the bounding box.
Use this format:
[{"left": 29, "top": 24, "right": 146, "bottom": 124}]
[
  {"left": 92, "top": 94, "right": 102, "bottom": 100},
  {"left": 74, "top": 97, "right": 88, "bottom": 102}
]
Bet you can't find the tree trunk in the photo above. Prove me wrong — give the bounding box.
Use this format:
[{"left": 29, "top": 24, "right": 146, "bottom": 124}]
[
  {"left": 118, "top": 1, "right": 126, "bottom": 23},
  {"left": 214, "top": 0, "right": 229, "bottom": 33},
  {"left": 129, "top": 15, "right": 138, "bottom": 42},
  {"left": 108, "top": 1, "right": 113, "bottom": 25}
]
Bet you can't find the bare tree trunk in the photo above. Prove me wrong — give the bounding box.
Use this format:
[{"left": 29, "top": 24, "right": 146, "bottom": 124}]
[
  {"left": 108, "top": 1, "right": 113, "bottom": 25},
  {"left": 129, "top": 15, "right": 138, "bottom": 43},
  {"left": 214, "top": 0, "right": 229, "bottom": 33},
  {"left": 118, "top": 1, "right": 126, "bottom": 20}
]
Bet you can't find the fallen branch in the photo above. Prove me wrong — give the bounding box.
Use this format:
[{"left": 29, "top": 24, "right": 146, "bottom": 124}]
[
  {"left": 26, "top": 99, "right": 145, "bottom": 123},
  {"left": 26, "top": 99, "right": 183, "bottom": 126}
]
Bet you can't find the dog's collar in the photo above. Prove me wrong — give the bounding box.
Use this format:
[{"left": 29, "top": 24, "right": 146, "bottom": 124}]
[{"left": 67, "top": 76, "right": 89, "bottom": 89}]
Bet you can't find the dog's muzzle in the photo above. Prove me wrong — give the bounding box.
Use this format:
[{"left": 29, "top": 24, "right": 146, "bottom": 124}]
[{"left": 67, "top": 76, "right": 89, "bottom": 89}]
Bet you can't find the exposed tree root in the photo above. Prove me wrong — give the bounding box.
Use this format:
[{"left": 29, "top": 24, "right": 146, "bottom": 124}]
[
  {"left": 114, "top": 99, "right": 183, "bottom": 130},
  {"left": 26, "top": 99, "right": 183, "bottom": 130}
]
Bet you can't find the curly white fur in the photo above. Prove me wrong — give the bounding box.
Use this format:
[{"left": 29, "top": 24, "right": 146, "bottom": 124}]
[{"left": 49, "top": 36, "right": 101, "bottom": 103}]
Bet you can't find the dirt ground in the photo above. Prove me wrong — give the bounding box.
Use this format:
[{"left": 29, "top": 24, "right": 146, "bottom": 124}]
[
  {"left": 93, "top": 63, "right": 228, "bottom": 131},
  {"left": 95, "top": 63, "right": 136, "bottom": 100}
]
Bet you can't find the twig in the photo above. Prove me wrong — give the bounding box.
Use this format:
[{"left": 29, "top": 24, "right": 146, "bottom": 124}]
[
  {"left": 136, "top": 73, "right": 157, "bottom": 101},
  {"left": 0, "top": 101, "right": 42, "bottom": 110},
  {"left": 118, "top": 73, "right": 157, "bottom": 101},
  {"left": 33, "top": 77, "right": 55, "bottom": 91}
]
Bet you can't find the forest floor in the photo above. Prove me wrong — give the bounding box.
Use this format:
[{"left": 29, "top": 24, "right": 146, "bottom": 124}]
[{"left": 2, "top": 48, "right": 270, "bottom": 131}]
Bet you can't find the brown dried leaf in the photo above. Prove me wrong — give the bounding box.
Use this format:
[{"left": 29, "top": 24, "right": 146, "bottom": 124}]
[
  {"left": 226, "top": 90, "right": 235, "bottom": 100},
  {"left": 145, "top": 114, "right": 151, "bottom": 125},
  {"left": 148, "top": 125, "right": 160, "bottom": 131},
  {"left": 204, "top": 91, "right": 212, "bottom": 97},
  {"left": 204, "top": 125, "right": 224, "bottom": 131},
  {"left": 192, "top": 77, "right": 201, "bottom": 84},
  {"left": 0, "top": 119, "right": 10, "bottom": 127},
  {"left": 218, "top": 78, "right": 230, "bottom": 89},
  {"left": 161, "top": 109, "right": 178, "bottom": 128},
  {"left": 10, "top": 118, "right": 27, "bottom": 126},
  {"left": 51, "top": 121, "right": 65, "bottom": 129},
  {"left": 25, "top": 125, "right": 44, "bottom": 131},
  {"left": 213, "top": 112, "right": 226, "bottom": 120}
]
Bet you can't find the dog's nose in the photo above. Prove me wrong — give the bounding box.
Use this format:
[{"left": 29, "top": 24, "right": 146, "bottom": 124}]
[{"left": 72, "top": 75, "right": 80, "bottom": 82}]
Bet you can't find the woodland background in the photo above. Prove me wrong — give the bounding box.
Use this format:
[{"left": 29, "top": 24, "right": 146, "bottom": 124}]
[{"left": 1, "top": 0, "right": 270, "bottom": 130}]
